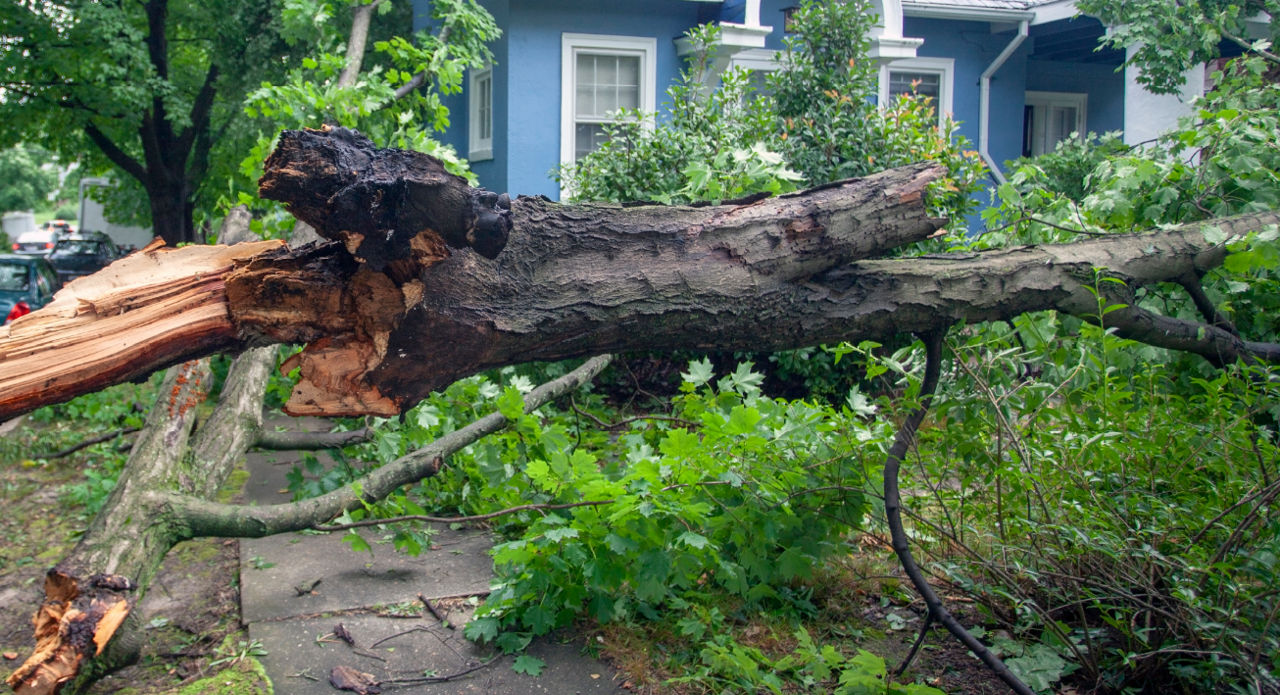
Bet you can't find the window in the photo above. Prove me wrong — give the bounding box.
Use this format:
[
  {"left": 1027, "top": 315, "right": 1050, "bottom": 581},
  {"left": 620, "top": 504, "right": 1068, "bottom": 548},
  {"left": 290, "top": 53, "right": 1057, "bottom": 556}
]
[
  {"left": 878, "top": 57, "right": 954, "bottom": 127},
  {"left": 469, "top": 66, "right": 493, "bottom": 161},
  {"left": 560, "top": 34, "right": 656, "bottom": 167},
  {"left": 1023, "top": 91, "right": 1086, "bottom": 157}
]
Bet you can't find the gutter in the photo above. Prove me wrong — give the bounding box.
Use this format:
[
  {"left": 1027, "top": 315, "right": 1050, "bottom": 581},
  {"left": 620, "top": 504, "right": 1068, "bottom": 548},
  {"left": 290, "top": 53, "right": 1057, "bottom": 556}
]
[
  {"left": 901, "top": 3, "right": 1033, "bottom": 24},
  {"left": 979, "top": 19, "right": 1028, "bottom": 185}
]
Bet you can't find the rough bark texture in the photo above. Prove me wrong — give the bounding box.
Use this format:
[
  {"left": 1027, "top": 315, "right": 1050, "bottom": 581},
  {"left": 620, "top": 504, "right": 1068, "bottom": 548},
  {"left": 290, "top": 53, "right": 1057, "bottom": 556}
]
[
  {"left": 4, "top": 213, "right": 274, "bottom": 695},
  {"left": 2, "top": 127, "right": 1279, "bottom": 420}
]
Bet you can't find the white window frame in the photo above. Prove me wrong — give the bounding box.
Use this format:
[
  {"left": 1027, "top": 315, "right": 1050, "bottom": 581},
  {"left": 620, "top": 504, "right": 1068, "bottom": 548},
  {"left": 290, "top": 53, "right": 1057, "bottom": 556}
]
[
  {"left": 1023, "top": 90, "right": 1087, "bottom": 157},
  {"left": 469, "top": 66, "right": 494, "bottom": 161},
  {"left": 878, "top": 57, "right": 954, "bottom": 127},
  {"left": 559, "top": 33, "right": 657, "bottom": 169}
]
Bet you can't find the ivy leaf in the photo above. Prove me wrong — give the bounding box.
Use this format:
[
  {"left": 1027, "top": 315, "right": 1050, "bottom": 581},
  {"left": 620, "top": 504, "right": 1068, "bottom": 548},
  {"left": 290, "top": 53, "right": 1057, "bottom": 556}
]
[{"left": 511, "top": 654, "right": 546, "bottom": 676}]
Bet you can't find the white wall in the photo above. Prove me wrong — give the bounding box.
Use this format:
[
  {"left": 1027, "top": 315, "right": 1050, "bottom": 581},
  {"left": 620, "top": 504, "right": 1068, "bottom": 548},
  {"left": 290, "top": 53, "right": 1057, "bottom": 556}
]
[{"left": 1123, "top": 45, "right": 1202, "bottom": 147}]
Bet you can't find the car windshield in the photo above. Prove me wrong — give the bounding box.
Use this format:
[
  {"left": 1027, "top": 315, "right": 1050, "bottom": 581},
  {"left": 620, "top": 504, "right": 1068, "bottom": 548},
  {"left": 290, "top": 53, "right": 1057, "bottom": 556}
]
[
  {"left": 54, "top": 241, "right": 103, "bottom": 255},
  {"left": 0, "top": 263, "right": 30, "bottom": 291}
]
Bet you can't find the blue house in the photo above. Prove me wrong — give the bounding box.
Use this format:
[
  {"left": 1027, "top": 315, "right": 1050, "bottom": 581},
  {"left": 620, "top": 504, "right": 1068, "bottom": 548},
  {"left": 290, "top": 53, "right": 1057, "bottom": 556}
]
[{"left": 413, "top": 0, "right": 1225, "bottom": 202}]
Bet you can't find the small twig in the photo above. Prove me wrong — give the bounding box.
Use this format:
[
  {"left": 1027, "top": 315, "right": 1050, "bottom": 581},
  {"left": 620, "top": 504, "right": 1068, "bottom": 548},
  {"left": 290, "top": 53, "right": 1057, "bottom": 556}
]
[
  {"left": 893, "top": 610, "right": 936, "bottom": 678},
  {"left": 417, "top": 593, "right": 453, "bottom": 629},
  {"left": 380, "top": 654, "right": 503, "bottom": 685},
  {"left": 314, "top": 500, "right": 614, "bottom": 531},
  {"left": 569, "top": 397, "right": 695, "bottom": 430},
  {"left": 369, "top": 626, "right": 434, "bottom": 649},
  {"left": 39, "top": 427, "right": 140, "bottom": 459}
]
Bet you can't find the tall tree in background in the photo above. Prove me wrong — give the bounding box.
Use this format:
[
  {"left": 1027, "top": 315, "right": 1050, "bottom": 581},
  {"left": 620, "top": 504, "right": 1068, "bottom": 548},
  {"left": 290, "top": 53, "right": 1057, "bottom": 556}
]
[
  {"left": 0, "top": 144, "right": 58, "bottom": 213},
  {"left": 0, "top": 1, "right": 293, "bottom": 244}
]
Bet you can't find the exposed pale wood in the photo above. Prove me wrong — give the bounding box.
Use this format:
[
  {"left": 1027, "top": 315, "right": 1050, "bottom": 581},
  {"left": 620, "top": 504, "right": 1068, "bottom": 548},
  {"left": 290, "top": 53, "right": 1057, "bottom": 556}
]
[{"left": 0, "top": 240, "right": 280, "bottom": 418}]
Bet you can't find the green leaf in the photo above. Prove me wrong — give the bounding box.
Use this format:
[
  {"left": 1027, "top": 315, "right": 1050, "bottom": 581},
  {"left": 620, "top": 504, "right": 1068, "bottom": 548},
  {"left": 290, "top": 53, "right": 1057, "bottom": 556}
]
[
  {"left": 463, "top": 617, "right": 499, "bottom": 643},
  {"left": 511, "top": 654, "right": 546, "bottom": 676},
  {"left": 681, "top": 358, "right": 714, "bottom": 388},
  {"left": 342, "top": 531, "right": 371, "bottom": 554},
  {"left": 677, "top": 531, "right": 710, "bottom": 549}
]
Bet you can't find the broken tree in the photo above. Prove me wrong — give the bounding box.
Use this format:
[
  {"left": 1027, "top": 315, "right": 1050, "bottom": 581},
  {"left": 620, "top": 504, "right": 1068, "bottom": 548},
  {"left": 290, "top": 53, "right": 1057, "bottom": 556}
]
[
  {"left": 2, "top": 127, "right": 1280, "bottom": 694},
  {"left": 5, "top": 127, "right": 1277, "bottom": 421}
]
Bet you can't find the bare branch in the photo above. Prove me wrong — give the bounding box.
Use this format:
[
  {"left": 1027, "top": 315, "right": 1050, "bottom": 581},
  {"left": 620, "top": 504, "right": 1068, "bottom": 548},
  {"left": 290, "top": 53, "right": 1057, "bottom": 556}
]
[
  {"left": 255, "top": 427, "right": 374, "bottom": 450},
  {"left": 162, "top": 355, "right": 614, "bottom": 538}
]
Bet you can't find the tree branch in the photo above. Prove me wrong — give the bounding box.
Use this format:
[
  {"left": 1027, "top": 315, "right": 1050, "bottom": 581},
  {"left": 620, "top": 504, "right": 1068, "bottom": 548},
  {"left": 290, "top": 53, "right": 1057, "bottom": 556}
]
[
  {"left": 337, "top": 1, "right": 385, "bottom": 89},
  {"left": 161, "top": 355, "right": 613, "bottom": 538},
  {"left": 83, "top": 121, "right": 148, "bottom": 183},
  {"left": 176, "top": 63, "right": 220, "bottom": 167},
  {"left": 313, "top": 500, "right": 615, "bottom": 531},
  {"left": 255, "top": 427, "right": 374, "bottom": 451},
  {"left": 882, "top": 331, "right": 1035, "bottom": 695}
]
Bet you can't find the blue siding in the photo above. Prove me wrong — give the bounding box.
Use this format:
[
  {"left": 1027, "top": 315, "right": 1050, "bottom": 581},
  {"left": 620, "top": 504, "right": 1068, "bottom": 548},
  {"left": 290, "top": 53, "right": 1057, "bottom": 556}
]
[
  {"left": 904, "top": 17, "right": 1030, "bottom": 174},
  {"left": 416, "top": 0, "right": 1125, "bottom": 218},
  {"left": 1025, "top": 59, "right": 1125, "bottom": 140}
]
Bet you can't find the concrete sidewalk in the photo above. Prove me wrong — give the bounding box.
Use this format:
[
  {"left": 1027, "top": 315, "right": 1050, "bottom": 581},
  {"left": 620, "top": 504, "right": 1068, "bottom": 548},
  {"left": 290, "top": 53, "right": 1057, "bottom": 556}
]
[{"left": 239, "top": 423, "right": 627, "bottom": 694}]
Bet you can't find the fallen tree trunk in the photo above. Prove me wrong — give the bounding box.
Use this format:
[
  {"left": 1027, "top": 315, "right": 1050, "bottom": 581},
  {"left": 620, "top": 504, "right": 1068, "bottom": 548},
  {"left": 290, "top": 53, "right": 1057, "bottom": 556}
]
[{"left": 4, "top": 128, "right": 1278, "bottom": 421}]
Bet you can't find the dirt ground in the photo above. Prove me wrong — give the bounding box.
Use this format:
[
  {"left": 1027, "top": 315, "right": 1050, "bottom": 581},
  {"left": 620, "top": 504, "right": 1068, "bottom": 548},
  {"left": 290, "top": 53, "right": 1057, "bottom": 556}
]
[
  {"left": 0, "top": 433, "right": 261, "bottom": 694},
  {"left": 1, "top": 418, "right": 1008, "bottom": 695}
]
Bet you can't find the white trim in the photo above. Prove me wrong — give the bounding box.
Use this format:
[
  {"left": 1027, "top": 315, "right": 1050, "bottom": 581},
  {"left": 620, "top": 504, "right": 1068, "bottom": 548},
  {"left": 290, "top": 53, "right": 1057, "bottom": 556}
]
[
  {"left": 560, "top": 33, "right": 657, "bottom": 170},
  {"left": 468, "top": 66, "right": 493, "bottom": 161},
  {"left": 727, "top": 47, "right": 779, "bottom": 74},
  {"left": 1029, "top": 0, "right": 1079, "bottom": 25},
  {"left": 878, "top": 56, "right": 955, "bottom": 126},
  {"left": 979, "top": 19, "right": 1028, "bottom": 184},
  {"left": 1024, "top": 90, "right": 1088, "bottom": 156},
  {"left": 901, "top": 2, "right": 1033, "bottom": 23}
]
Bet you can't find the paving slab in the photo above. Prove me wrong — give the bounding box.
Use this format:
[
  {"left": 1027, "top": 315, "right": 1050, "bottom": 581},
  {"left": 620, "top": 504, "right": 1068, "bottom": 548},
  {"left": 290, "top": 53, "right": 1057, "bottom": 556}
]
[
  {"left": 240, "top": 525, "right": 495, "bottom": 622},
  {"left": 250, "top": 613, "right": 626, "bottom": 694},
  {"left": 238, "top": 423, "right": 626, "bottom": 694},
  {"left": 239, "top": 446, "right": 494, "bottom": 622}
]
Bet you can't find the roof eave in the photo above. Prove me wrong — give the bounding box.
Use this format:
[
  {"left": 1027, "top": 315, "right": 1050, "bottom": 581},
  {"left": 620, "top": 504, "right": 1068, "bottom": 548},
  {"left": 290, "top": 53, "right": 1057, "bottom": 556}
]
[{"left": 901, "top": 2, "right": 1035, "bottom": 24}]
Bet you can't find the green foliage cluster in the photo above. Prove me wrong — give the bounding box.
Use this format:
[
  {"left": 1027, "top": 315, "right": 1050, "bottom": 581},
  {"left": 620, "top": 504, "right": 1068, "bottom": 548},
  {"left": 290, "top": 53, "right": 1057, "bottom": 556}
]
[
  {"left": 672, "top": 621, "right": 943, "bottom": 695},
  {"left": 915, "top": 41, "right": 1280, "bottom": 692},
  {"left": 557, "top": 0, "right": 984, "bottom": 231},
  {"left": 1078, "top": 0, "right": 1279, "bottom": 95},
  {"left": 235, "top": 0, "right": 498, "bottom": 206},
  {"left": 284, "top": 352, "right": 968, "bottom": 690},
  {"left": 0, "top": 144, "right": 59, "bottom": 214}
]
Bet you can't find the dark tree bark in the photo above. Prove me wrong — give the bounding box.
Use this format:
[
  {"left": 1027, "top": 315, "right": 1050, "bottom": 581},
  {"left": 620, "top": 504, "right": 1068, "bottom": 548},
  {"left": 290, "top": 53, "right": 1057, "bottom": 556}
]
[
  {"left": 3, "top": 128, "right": 1279, "bottom": 420},
  {"left": 4, "top": 127, "right": 1280, "bottom": 695}
]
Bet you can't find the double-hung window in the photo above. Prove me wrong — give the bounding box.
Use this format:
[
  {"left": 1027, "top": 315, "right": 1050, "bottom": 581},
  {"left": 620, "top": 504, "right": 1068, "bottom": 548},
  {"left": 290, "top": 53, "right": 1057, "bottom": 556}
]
[
  {"left": 560, "top": 34, "right": 656, "bottom": 167},
  {"left": 469, "top": 66, "right": 493, "bottom": 161},
  {"left": 878, "top": 57, "right": 954, "bottom": 127}
]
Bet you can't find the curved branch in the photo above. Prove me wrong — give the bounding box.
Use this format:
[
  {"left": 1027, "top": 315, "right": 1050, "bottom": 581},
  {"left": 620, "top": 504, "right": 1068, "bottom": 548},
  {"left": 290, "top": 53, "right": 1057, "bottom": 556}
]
[
  {"left": 162, "top": 355, "right": 613, "bottom": 539},
  {"left": 882, "top": 331, "right": 1034, "bottom": 695},
  {"left": 83, "top": 121, "right": 148, "bottom": 183},
  {"left": 255, "top": 426, "right": 374, "bottom": 450}
]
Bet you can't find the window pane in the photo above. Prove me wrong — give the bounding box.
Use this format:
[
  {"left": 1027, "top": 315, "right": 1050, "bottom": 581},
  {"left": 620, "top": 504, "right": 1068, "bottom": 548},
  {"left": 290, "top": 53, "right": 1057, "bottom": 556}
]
[
  {"left": 479, "top": 75, "right": 492, "bottom": 140},
  {"left": 888, "top": 70, "right": 940, "bottom": 100},
  {"left": 1050, "top": 105, "right": 1077, "bottom": 144},
  {"left": 575, "top": 123, "right": 610, "bottom": 161},
  {"left": 576, "top": 53, "right": 641, "bottom": 119}
]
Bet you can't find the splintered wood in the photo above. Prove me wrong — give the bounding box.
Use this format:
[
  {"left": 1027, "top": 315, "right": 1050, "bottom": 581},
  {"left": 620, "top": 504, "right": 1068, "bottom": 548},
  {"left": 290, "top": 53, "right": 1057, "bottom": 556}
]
[
  {"left": 0, "top": 240, "right": 281, "bottom": 418},
  {"left": 6, "top": 571, "right": 136, "bottom": 695}
]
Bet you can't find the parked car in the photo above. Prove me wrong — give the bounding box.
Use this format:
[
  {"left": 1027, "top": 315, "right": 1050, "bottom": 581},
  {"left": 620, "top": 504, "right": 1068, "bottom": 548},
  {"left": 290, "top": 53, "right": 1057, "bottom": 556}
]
[
  {"left": 0, "top": 254, "right": 61, "bottom": 325},
  {"left": 48, "top": 233, "right": 119, "bottom": 283},
  {"left": 11, "top": 220, "right": 78, "bottom": 255}
]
